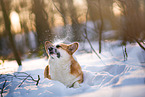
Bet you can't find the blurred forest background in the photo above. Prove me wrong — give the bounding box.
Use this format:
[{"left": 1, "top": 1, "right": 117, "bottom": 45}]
[{"left": 0, "top": 0, "right": 145, "bottom": 66}]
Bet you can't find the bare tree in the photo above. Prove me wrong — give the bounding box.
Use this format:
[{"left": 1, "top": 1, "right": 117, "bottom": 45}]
[
  {"left": 117, "top": 0, "right": 145, "bottom": 50},
  {"left": 0, "top": 0, "right": 22, "bottom": 66}
]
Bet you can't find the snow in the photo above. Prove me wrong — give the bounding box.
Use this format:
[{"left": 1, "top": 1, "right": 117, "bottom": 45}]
[{"left": 0, "top": 41, "right": 145, "bottom": 97}]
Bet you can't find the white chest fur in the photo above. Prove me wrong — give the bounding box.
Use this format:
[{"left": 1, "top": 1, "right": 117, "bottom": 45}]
[{"left": 48, "top": 49, "right": 79, "bottom": 87}]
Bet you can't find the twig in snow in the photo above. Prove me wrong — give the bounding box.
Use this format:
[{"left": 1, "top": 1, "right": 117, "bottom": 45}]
[
  {"left": 0, "top": 72, "right": 40, "bottom": 89},
  {"left": 0, "top": 72, "right": 40, "bottom": 96},
  {"left": 0, "top": 80, "right": 7, "bottom": 97},
  {"left": 18, "top": 75, "right": 30, "bottom": 87},
  {"left": 15, "top": 72, "right": 40, "bottom": 87},
  {"left": 32, "top": 75, "right": 40, "bottom": 86}
]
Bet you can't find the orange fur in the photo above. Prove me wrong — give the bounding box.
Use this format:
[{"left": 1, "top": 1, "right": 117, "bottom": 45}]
[
  {"left": 44, "top": 65, "right": 51, "bottom": 79},
  {"left": 70, "top": 58, "right": 83, "bottom": 83}
]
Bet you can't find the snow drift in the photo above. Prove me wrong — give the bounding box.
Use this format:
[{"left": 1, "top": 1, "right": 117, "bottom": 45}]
[{"left": 0, "top": 41, "right": 145, "bottom": 97}]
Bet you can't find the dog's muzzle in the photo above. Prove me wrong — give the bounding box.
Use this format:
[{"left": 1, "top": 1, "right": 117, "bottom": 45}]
[{"left": 48, "top": 47, "right": 60, "bottom": 58}]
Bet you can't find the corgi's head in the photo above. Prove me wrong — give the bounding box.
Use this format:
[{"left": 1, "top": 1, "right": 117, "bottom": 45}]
[{"left": 45, "top": 41, "right": 79, "bottom": 59}]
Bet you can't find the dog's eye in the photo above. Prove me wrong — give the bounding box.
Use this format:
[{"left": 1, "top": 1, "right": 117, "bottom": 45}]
[{"left": 56, "top": 45, "right": 61, "bottom": 48}]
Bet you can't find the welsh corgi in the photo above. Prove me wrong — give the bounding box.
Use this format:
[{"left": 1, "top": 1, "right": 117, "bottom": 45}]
[{"left": 44, "top": 41, "right": 83, "bottom": 88}]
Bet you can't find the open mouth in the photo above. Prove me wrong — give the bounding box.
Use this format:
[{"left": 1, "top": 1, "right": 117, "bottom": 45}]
[
  {"left": 48, "top": 47, "right": 60, "bottom": 58},
  {"left": 49, "top": 51, "right": 54, "bottom": 55}
]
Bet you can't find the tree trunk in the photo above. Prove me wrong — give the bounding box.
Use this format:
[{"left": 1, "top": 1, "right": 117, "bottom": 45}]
[
  {"left": 87, "top": 0, "right": 104, "bottom": 53},
  {"left": 0, "top": 0, "right": 22, "bottom": 66},
  {"left": 33, "top": 0, "right": 52, "bottom": 47},
  {"left": 98, "top": 0, "right": 103, "bottom": 53},
  {"left": 67, "top": 0, "right": 81, "bottom": 41}
]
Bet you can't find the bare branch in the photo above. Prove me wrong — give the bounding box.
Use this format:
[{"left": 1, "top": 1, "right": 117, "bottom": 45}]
[
  {"left": 51, "top": 0, "right": 66, "bottom": 22},
  {"left": 18, "top": 75, "right": 30, "bottom": 87},
  {"left": 83, "top": 8, "right": 101, "bottom": 59},
  {"left": 135, "top": 39, "right": 145, "bottom": 51},
  {"left": 83, "top": 29, "right": 101, "bottom": 59},
  {"left": 14, "top": 72, "right": 41, "bottom": 87}
]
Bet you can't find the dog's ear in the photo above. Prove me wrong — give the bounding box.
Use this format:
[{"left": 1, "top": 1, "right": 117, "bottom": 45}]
[
  {"left": 45, "top": 41, "right": 53, "bottom": 54},
  {"left": 45, "top": 41, "right": 52, "bottom": 46},
  {"left": 45, "top": 41, "right": 53, "bottom": 48},
  {"left": 68, "top": 42, "right": 79, "bottom": 55}
]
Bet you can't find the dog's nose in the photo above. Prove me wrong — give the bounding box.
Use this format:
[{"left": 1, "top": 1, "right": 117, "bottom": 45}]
[{"left": 48, "top": 47, "right": 54, "bottom": 54}]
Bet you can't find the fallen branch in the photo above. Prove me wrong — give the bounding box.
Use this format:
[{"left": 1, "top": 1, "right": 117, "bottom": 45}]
[
  {"left": 0, "top": 80, "right": 7, "bottom": 97},
  {"left": 31, "top": 75, "right": 40, "bottom": 86},
  {"left": 18, "top": 74, "right": 30, "bottom": 87},
  {"left": 14, "top": 72, "right": 40, "bottom": 87},
  {"left": 0, "top": 72, "right": 40, "bottom": 96}
]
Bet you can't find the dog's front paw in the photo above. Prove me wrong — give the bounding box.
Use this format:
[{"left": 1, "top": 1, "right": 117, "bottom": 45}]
[{"left": 73, "top": 82, "right": 80, "bottom": 88}]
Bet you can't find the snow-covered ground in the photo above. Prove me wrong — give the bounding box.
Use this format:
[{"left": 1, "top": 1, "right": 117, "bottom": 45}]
[{"left": 0, "top": 41, "right": 145, "bottom": 97}]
